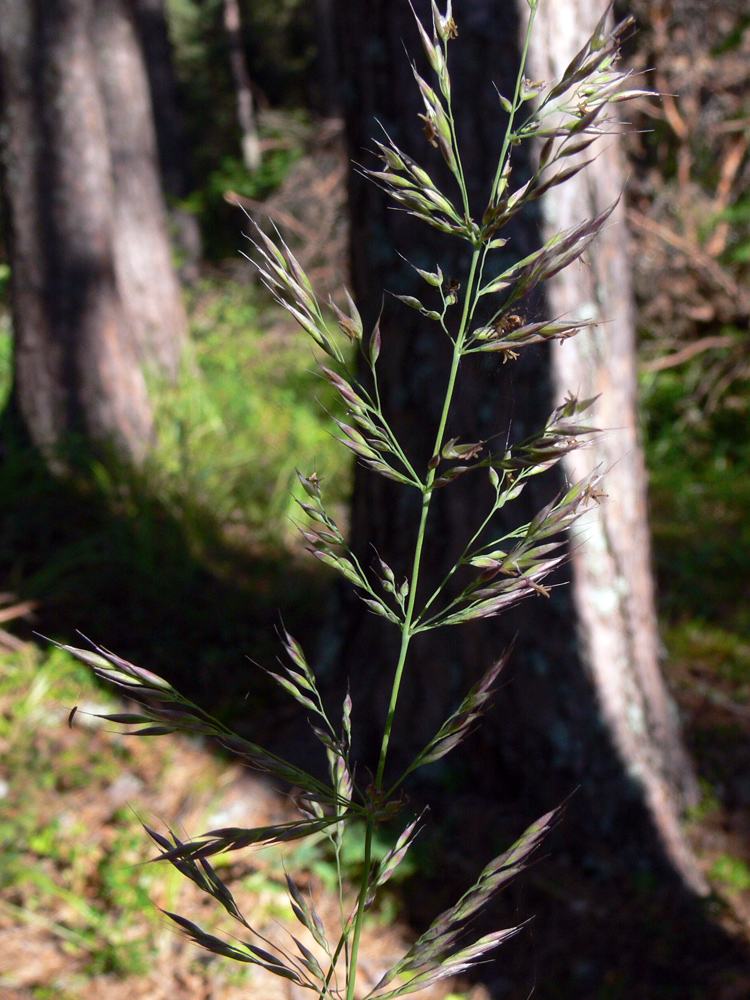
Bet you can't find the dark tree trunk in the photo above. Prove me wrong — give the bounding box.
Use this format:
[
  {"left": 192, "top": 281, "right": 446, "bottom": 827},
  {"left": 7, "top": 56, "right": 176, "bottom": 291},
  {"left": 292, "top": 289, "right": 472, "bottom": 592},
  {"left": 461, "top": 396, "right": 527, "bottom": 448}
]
[
  {"left": 131, "top": 0, "right": 193, "bottom": 200},
  {"left": 132, "top": 0, "right": 203, "bottom": 284},
  {"left": 0, "top": 0, "right": 187, "bottom": 463},
  {"left": 334, "top": 0, "right": 704, "bottom": 893},
  {"left": 315, "top": 0, "right": 340, "bottom": 115},
  {"left": 131, "top": 0, "right": 202, "bottom": 283}
]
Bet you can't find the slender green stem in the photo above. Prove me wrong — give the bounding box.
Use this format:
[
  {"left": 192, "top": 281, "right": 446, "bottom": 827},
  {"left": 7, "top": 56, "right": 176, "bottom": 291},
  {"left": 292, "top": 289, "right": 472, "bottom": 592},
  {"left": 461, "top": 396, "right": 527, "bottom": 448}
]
[
  {"left": 344, "top": 814, "right": 374, "bottom": 1000},
  {"left": 441, "top": 41, "right": 471, "bottom": 222},
  {"left": 374, "top": 496, "right": 427, "bottom": 789},
  {"left": 367, "top": 369, "right": 422, "bottom": 486},
  {"left": 490, "top": 3, "right": 538, "bottom": 205},
  {"left": 374, "top": 248, "right": 481, "bottom": 788},
  {"left": 346, "top": 249, "right": 482, "bottom": 1000},
  {"left": 414, "top": 488, "right": 502, "bottom": 625},
  {"left": 324, "top": 926, "right": 346, "bottom": 995},
  {"left": 339, "top": 358, "right": 421, "bottom": 485}
]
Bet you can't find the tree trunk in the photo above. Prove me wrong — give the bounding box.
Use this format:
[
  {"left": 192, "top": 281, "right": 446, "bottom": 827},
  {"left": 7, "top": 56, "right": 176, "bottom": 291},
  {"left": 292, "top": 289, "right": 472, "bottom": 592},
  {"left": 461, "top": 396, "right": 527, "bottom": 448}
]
[
  {"left": 222, "top": 0, "right": 261, "bottom": 172},
  {"left": 131, "top": 0, "right": 203, "bottom": 283},
  {"left": 315, "top": 0, "right": 340, "bottom": 115},
  {"left": 333, "top": 0, "right": 705, "bottom": 894},
  {"left": 0, "top": 0, "right": 152, "bottom": 463},
  {"left": 93, "top": 0, "right": 187, "bottom": 381},
  {"left": 0, "top": 0, "right": 187, "bottom": 463},
  {"left": 131, "top": 0, "right": 193, "bottom": 201},
  {"left": 527, "top": 0, "right": 703, "bottom": 890}
]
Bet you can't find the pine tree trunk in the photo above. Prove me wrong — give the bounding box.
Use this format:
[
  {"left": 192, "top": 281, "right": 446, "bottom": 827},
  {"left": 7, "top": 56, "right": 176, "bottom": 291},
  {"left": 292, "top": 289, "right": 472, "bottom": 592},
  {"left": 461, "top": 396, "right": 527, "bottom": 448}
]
[
  {"left": 334, "top": 0, "right": 705, "bottom": 894},
  {"left": 131, "top": 0, "right": 202, "bottom": 282},
  {"left": 131, "top": 0, "right": 194, "bottom": 201},
  {"left": 92, "top": 0, "right": 188, "bottom": 381},
  {"left": 0, "top": 0, "right": 187, "bottom": 462},
  {"left": 528, "top": 0, "right": 702, "bottom": 889},
  {"left": 315, "top": 0, "right": 340, "bottom": 115},
  {"left": 0, "top": 0, "right": 152, "bottom": 463}
]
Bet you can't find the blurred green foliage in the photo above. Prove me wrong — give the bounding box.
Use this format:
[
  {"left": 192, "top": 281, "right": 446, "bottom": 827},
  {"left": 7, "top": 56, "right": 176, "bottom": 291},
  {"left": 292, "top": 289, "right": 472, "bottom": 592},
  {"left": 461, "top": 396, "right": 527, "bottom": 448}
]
[
  {"left": 150, "top": 276, "right": 350, "bottom": 541},
  {"left": 166, "top": 0, "right": 316, "bottom": 253},
  {"left": 167, "top": 0, "right": 316, "bottom": 112},
  {"left": 181, "top": 142, "right": 304, "bottom": 258},
  {"left": 709, "top": 854, "right": 750, "bottom": 893},
  {"left": 0, "top": 645, "right": 159, "bottom": 978},
  {"left": 0, "top": 279, "right": 351, "bottom": 713},
  {"left": 0, "top": 278, "right": 350, "bottom": 551},
  {"left": 642, "top": 360, "right": 750, "bottom": 641}
]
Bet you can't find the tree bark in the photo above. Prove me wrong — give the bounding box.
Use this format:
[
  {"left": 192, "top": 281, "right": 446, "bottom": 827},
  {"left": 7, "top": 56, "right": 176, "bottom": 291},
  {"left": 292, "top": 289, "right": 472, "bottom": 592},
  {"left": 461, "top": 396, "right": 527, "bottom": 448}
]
[
  {"left": 93, "top": 0, "right": 188, "bottom": 380},
  {"left": 131, "top": 0, "right": 193, "bottom": 200},
  {"left": 0, "top": 0, "right": 186, "bottom": 463},
  {"left": 131, "top": 0, "right": 203, "bottom": 282},
  {"left": 527, "top": 0, "right": 703, "bottom": 891},
  {"left": 333, "top": 0, "right": 705, "bottom": 894},
  {"left": 222, "top": 0, "right": 261, "bottom": 172},
  {"left": 315, "top": 0, "right": 340, "bottom": 115},
  {"left": 0, "top": 0, "right": 152, "bottom": 463}
]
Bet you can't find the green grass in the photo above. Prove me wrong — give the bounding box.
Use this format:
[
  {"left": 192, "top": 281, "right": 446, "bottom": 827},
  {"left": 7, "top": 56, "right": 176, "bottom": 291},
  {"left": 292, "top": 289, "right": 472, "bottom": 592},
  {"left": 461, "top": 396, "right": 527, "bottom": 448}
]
[
  {"left": 663, "top": 621, "right": 750, "bottom": 691},
  {"left": 0, "top": 278, "right": 356, "bottom": 987},
  {"left": 150, "top": 276, "right": 351, "bottom": 545},
  {"left": 642, "top": 363, "right": 750, "bottom": 925},
  {"left": 0, "top": 642, "right": 345, "bottom": 992},
  {"left": 0, "top": 278, "right": 352, "bottom": 709},
  {"left": 0, "top": 645, "right": 160, "bottom": 979},
  {"left": 0, "top": 265, "right": 12, "bottom": 412},
  {"left": 0, "top": 640, "right": 442, "bottom": 996},
  {"left": 642, "top": 363, "right": 750, "bottom": 658},
  {"left": 0, "top": 276, "right": 352, "bottom": 551},
  {"left": 709, "top": 854, "right": 750, "bottom": 893}
]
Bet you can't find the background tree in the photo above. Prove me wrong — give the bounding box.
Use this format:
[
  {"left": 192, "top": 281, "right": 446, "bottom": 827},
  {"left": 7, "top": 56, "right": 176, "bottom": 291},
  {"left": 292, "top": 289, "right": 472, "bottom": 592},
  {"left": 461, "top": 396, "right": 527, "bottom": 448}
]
[
  {"left": 132, "top": 0, "right": 195, "bottom": 202},
  {"left": 131, "top": 0, "right": 203, "bottom": 281},
  {"left": 334, "top": 0, "right": 704, "bottom": 892},
  {"left": 222, "top": 0, "right": 262, "bottom": 171},
  {"left": 0, "top": 0, "right": 187, "bottom": 464}
]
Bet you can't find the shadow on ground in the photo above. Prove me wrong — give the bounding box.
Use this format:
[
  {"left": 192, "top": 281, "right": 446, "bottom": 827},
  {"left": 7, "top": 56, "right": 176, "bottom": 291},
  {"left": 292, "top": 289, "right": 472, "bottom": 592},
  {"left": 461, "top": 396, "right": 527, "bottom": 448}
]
[
  {"left": 0, "top": 416, "right": 330, "bottom": 736},
  {"left": 2, "top": 419, "right": 749, "bottom": 999}
]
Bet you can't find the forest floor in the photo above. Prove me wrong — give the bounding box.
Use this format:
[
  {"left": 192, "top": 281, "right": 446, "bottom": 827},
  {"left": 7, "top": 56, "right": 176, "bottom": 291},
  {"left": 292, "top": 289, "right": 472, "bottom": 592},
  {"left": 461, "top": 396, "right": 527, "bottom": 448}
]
[
  {"left": 0, "top": 640, "right": 451, "bottom": 1000},
  {"left": 1, "top": 622, "right": 750, "bottom": 1000}
]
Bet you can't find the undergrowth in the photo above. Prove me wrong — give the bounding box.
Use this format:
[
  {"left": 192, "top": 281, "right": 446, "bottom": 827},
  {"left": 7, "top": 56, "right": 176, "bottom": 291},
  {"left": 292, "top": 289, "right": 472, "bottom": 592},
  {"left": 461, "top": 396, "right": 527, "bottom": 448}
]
[
  {"left": 0, "top": 644, "right": 349, "bottom": 992},
  {"left": 151, "top": 276, "right": 351, "bottom": 544}
]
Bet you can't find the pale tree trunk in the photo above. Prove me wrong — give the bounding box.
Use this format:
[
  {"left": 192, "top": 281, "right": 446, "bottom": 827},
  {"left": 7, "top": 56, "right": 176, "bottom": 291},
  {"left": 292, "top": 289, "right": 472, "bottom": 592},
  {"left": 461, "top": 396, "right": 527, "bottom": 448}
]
[
  {"left": 0, "top": 0, "right": 187, "bottom": 463},
  {"left": 222, "top": 0, "right": 261, "bottom": 172},
  {"left": 333, "top": 0, "right": 705, "bottom": 895},
  {"left": 93, "top": 0, "right": 187, "bottom": 381},
  {"left": 527, "top": 0, "right": 704, "bottom": 893}
]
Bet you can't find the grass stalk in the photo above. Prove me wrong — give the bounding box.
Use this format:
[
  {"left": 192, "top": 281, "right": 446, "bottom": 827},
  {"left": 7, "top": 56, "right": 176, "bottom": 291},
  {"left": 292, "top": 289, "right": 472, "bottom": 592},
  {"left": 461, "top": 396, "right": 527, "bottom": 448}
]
[
  {"left": 61, "top": 4, "right": 646, "bottom": 996},
  {"left": 375, "top": 246, "right": 481, "bottom": 790}
]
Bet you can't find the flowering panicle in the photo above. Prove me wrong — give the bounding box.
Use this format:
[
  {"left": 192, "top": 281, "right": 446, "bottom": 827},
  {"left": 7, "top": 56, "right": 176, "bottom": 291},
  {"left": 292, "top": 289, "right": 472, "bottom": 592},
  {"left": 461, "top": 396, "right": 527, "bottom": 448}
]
[{"left": 66, "top": 4, "right": 646, "bottom": 998}]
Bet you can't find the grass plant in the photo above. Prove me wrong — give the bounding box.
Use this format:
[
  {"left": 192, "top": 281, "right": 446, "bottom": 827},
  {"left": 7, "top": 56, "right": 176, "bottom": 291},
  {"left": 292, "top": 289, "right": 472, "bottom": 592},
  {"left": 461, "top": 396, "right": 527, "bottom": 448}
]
[{"left": 63, "top": 2, "right": 648, "bottom": 996}]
